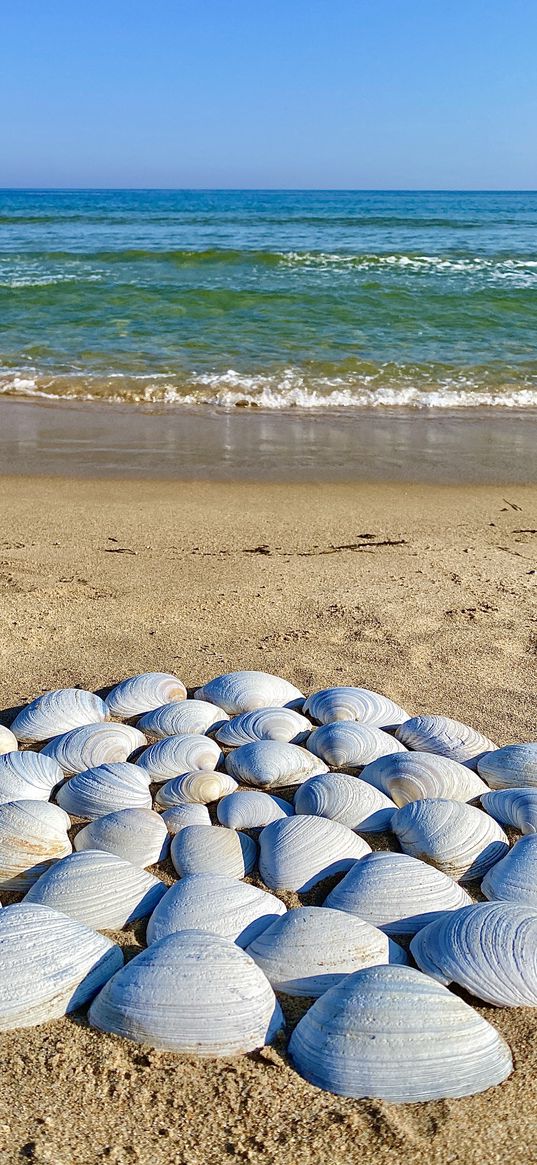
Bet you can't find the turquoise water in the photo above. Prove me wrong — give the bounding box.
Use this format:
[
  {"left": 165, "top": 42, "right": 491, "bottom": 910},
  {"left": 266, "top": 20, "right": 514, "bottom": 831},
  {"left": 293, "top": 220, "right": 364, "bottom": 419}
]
[{"left": 1, "top": 189, "right": 537, "bottom": 409}]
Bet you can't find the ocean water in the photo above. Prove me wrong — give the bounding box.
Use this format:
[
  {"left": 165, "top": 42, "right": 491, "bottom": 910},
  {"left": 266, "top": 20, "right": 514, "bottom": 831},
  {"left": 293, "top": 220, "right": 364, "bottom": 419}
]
[{"left": 1, "top": 188, "right": 537, "bottom": 410}]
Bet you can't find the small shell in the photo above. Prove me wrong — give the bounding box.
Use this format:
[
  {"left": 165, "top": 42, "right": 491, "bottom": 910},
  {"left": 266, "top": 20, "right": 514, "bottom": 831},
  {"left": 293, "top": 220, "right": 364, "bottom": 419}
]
[
  {"left": 258, "top": 815, "right": 370, "bottom": 892},
  {"left": 303, "top": 687, "right": 409, "bottom": 729},
  {"left": 360, "top": 750, "right": 489, "bottom": 805},
  {"left": 137, "top": 699, "right": 229, "bottom": 739},
  {"left": 217, "top": 791, "right": 293, "bottom": 830},
  {"left": 225, "top": 741, "right": 328, "bottom": 790},
  {"left": 0, "top": 903, "right": 123, "bottom": 1031},
  {"left": 170, "top": 825, "right": 257, "bottom": 879},
  {"left": 481, "top": 788, "right": 537, "bottom": 835},
  {"left": 0, "top": 727, "right": 18, "bottom": 756},
  {"left": 42, "top": 723, "right": 146, "bottom": 776},
  {"left": 395, "top": 715, "right": 497, "bottom": 770},
  {"left": 10, "top": 689, "right": 108, "bottom": 745},
  {"left": 146, "top": 873, "right": 286, "bottom": 947},
  {"left": 0, "top": 800, "right": 72, "bottom": 891},
  {"left": 325, "top": 851, "right": 472, "bottom": 935},
  {"left": 411, "top": 902, "right": 537, "bottom": 1007},
  {"left": 482, "top": 834, "right": 537, "bottom": 908},
  {"left": 89, "top": 930, "right": 284, "bottom": 1056},
  {"left": 288, "top": 964, "right": 512, "bottom": 1101},
  {"left": 75, "top": 808, "right": 170, "bottom": 867},
  {"left": 477, "top": 743, "right": 537, "bottom": 790},
  {"left": 155, "top": 770, "right": 237, "bottom": 809},
  {"left": 56, "top": 762, "right": 151, "bottom": 820},
  {"left": 215, "top": 708, "right": 312, "bottom": 748},
  {"left": 294, "top": 773, "right": 396, "bottom": 832},
  {"left": 161, "top": 804, "right": 211, "bottom": 834},
  {"left": 391, "top": 798, "right": 509, "bottom": 883},
  {"left": 25, "top": 850, "right": 166, "bottom": 929},
  {"left": 194, "top": 671, "right": 304, "bottom": 715},
  {"left": 136, "top": 734, "right": 223, "bottom": 784},
  {"left": 0, "top": 751, "right": 63, "bottom": 804},
  {"left": 105, "top": 673, "right": 187, "bottom": 718},
  {"left": 307, "top": 722, "right": 406, "bottom": 770},
  {"left": 246, "top": 906, "right": 407, "bottom": 997}
]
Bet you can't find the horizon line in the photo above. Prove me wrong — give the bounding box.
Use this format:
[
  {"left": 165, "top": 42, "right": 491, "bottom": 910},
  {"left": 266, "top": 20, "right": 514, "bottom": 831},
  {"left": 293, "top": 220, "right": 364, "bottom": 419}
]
[{"left": 2, "top": 186, "right": 537, "bottom": 194}]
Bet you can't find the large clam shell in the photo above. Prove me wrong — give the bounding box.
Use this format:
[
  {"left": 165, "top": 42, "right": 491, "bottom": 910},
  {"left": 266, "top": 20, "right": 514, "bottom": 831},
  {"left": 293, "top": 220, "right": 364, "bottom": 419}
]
[
  {"left": 89, "top": 930, "right": 284, "bottom": 1055},
  {"left": 154, "top": 770, "right": 237, "bottom": 809},
  {"left": 360, "top": 750, "right": 489, "bottom": 805},
  {"left": 225, "top": 741, "right": 328, "bottom": 790},
  {"left": 146, "top": 873, "right": 286, "bottom": 947},
  {"left": 477, "top": 743, "right": 537, "bottom": 790},
  {"left": 258, "top": 815, "right": 370, "bottom": 892},
  {"left": 395, "top": 715, "right": 497, "bottom": 770},
  {"left": 194, "top": 671, "right": 304, "bottom": 715},
  {"left": 0, "top": 800, "right": 72, "bottom": 891},
  {"left": 135, "top": 734, "right": 223, "bottom": 784},
  {"left": 42, "top": 723, "right": 146, "bottom": 776},
  {"left": 325, "top": 851, "right": 472, "bottom": 935},
  {"left": 391, "top": 798, "right": 509, "bottom": 883},
  {"left": 482, "top": 835, "right": 537, "bottom": 908},
  {"left": 215, "top": 708, "right": 312, "bottom": 748},
  {"left": 217, "top": 790, "right": 293, "bottom": 830},
  {"left": 170, "top": 825, "right": 257, "bottom": 879},
  {"left": 25, "top": 850, "right": 166, "bottom": 929},
  {"left": 56, "top": 762, "right": 151, "bottom": 820},
  {"left": 481, "top": 788, "right": 537, "bottom": 835},
  {"left": 0, "top": 751, "right": 63, "bottom": 804},
  {"left": 137, "top": 699, "right": 228, "bottom": 739},
  {"left": 0, "top": 903, "right": 123, "bottom": 1031},
  {"left": 0, "top": 727, "right": 18, "bottom": 756},
  {"left": 294, "top": 773, "right": 396, "bottom": 832},
  {"left": 161, "top": 804, "right": 211, "bottom": 834},
  {"left": 306, "top": 722, "right": 406, "bottom": 770},
  {"left": 303, "top": 686, "right": 409, "bottom": 729},
  {"left": 105, "top": 673, "right": 187, "bottom": 718},
  {"left": 288, "top": 964, "right": 512, "bottom": 1101},
  {"left": 10, "top": 688, "right": 108, "bottom": 745},
  {"left": 74, "top": 808, "right": 170, "bottom": 867}
]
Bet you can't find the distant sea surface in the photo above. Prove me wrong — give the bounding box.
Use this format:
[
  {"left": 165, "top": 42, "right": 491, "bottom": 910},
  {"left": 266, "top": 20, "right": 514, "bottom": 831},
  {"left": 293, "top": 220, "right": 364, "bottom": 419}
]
[{"left": 1, "top": 189, "right": 537, "bottom": 410}]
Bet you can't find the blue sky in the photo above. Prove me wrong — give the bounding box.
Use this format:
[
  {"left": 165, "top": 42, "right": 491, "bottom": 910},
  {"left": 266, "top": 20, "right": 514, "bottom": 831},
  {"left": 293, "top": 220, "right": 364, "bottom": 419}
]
[{"left": 2, "top": 0, "right": 536, "bottom": 189}]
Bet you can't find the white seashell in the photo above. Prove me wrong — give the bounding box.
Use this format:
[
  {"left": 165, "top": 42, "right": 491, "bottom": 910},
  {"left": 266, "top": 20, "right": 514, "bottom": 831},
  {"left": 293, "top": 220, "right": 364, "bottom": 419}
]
[
  {"left": 170, "top": 825, "right": 257, "bottom": 879},
  {"left": 294, "top": 773, "right": 396, "bottom": 832},
  {"left": 137, "top": 699, "right": 229, "bottom": 739},
  {"left": 146, "top": 873, "right": 286, "bottom": 947},
  {"left": 155, "top": 770, "right": 237, "bottom": 809},
  {"left": 0, "top": 726, "right": 18, "bottom": 756},
  {"left": 258, "top": 815, "right": 370, "bottom": 892},
  {"left": 307, "top": 722, "right": 406, "bottom": 769},
  {"left": 217, "top": 790, "right": 293, "bottom": 830},
  {"left": 482, "top": 834, "right": 537, "bottom": 908},
  {"left": 288, "top": 964, "right": 512, "bottom": 1101},
  {"left": 10, "top": 688, "right": 108, "bottom": 744},
  {"left": 136, "top": 734, "right": 223, "bottom": 784},
  {"left": 246, "top": 906, "right": 407, "bottom": 997},
  {"left": 42, "top": 723, "right": 146, "bottom": 776},
  {"left": 215, "top": 707, "right": 312, "bottom": 748},
  {"left": 56, "top": 762, "right": 151, "bottom": 820},
  {"left": 0, "top": 751, "right": 63, "bottom": 804},
  {"left": 303, "top": 686, "right": 409, "bottom": 729},
  {"left": 89, "top": 930, "right": 284, "bottom": 1055},
  {"left": 0, "top": 902, "right": 123, "bottom": 1031},
  {"left": 391, "top": 798, "right": 509, "bottom": 883},
  {"left": 0, "top": 800, "right": 72, "bottom": 891},
  {"left": 411, "top": 901, "right": 537, "bottom": 1007},
  {"left": 105, "top": 672, "right": 187, "bottom": 718},
  {"left": 75, "top": 808, "right": 170, "bottom": 867},
  {"left": 325, "top": 851, "right": 472, "bottom": 935},
  {"left": 194, "top": 671, "right": 304, "bottom": 715},
  {"left": 225, "top": 741, "right": 328, "bottom": 790},
  {"left": 360, "top": 750, "right": 489, "bottom": 805},
  {"left": 161, "top": 804, "right": 211, "bottom": 834},
  {"left": 481, "top": 788, "right": 537, "bottom": 835},
  {"left": 477, "top": 743, "right": 537, "bottom": 790},
  {"left": 395, "top": 714, "right": 497, "bottom": 770},
  {"left": 25, "top": 850, "right": 166, "bottom": 929}
]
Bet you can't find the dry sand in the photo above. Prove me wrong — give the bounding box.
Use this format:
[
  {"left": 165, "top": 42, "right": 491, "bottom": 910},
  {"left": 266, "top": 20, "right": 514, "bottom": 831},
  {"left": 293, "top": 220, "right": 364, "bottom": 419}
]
[{"left": 0, "top": 474, "right": 536, "bottom": 1165}]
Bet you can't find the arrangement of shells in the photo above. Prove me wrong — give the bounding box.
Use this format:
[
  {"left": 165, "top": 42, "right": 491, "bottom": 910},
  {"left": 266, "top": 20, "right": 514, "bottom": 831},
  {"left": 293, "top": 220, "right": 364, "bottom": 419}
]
[{"left": 0, "top": 667, "right": 534, "bottom": 1104}]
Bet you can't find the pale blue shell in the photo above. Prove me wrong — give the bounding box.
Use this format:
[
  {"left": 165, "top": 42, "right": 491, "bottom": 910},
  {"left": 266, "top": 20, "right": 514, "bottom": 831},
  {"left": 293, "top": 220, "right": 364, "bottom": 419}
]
[
  {"left": 391, "top": 798, "right": 509, "bottom": 883},
  {"left": 0, "top": 751, "right": 63, "bottom": 804},
  {"left": 146, "top": 873, "right": 286, "bottom": 947},
  {"left": 482, "top": 834, "right": 537, "bottom": 908},
  {"left": 395, "top": 715, "right": 497, "bottom": 770},
  {"left": 217, "top": 790, "right": 293, "bottom": 830},
  {"left": 481, "top": 788, "right": 537, "bottom": 835},
  {"left": 303, "top": 686, "right": 409, "bottom": 728},
  {"left": 10, "top": 688, "right": 108, "bottom": 744},
  {"left": 215, "top": 707, "right": 312, "bottom": 748},
  {"left": 194, "top": 671, "right": 304, "bottom": 715},
  {"left": 74, "top": 808, "right": 170, "bottom": 867},
  {"left": 41, "top": 723, "right": 146, "bottom": 775},
  {"left": 258, "top": 814, "right": 370, "bottom": 892},
  {"left": 360, "top": 750, "right": 488, "bottom": 804},
  {"left": 294, "top": 772, "right": 396, "bottom": 832},
  {"left": 307, "top": 722, "right": 406, "bottom": 769},
  {"left": 170, "top": 824, "right": 257, "bottom": 879},
  {"left": 137, "top": 699, "right": 228, "bottom": 739},
  {"left": 325, "top": 851, "right": 472, "bottom": 935},
  {"left": 105, "top": 673, "right": 186, "bottom": 718},
  {"left": 56, "top": 762, "right": 152, "bottom": 820},
  {"left": 136, "top": 734, "right": 223, "bottom": 783},
  {"left": 225, "top": 740, "right": 328, "bottom": 789},
  {"left": 478, "top": 743, "right": 537, "bottom": 790},
  {"left": 25, "top": 850, "right": 166, "bottom": 929}
]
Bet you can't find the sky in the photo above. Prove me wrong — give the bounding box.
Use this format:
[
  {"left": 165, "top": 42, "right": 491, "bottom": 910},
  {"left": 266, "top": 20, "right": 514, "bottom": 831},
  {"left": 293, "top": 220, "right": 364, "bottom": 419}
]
[{"left": 1, "top": 0, "right": 536, "bottom": 189}]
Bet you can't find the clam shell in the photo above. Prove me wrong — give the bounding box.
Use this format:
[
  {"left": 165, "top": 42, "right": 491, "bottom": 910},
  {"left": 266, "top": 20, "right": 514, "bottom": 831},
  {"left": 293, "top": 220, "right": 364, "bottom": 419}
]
[
  {"left": 325, "top": 851, "right": 472, "bottom": 935},
  {"left": 303, "top": 686, "right": 409, "bottom": 729},
  {"left": 481, "top": 788, "right": 537, "bottom": 835},
  {"left": 155, "top": 770, "right": 237, "bottom": 809},
  {"left": 246, "top": 906, "right": 407, "bottom": 997},
  {"left": 75, "top": 808, "right": 170, "bottom": 867},
  {"left": 411, "top": 901, "right": 537, "bottom": 1007},
  {"left": 217, "top": 790, "right": 293, "bottom": 830},
  {"left": 10, "top": 689, "right": 107, "bottom": 744},
  {"left": 477, "top": 743, "right": 537, "bottom": 790},
  {"left": 105, "top": 672, "right": 187, "bottom": 718},
  {"left": 395, "top": 715, "right": 497, "bottom": 770},
  {"left": 89, "top": 930, "right": 284, "bottom": 1055},
  {"left": 56, "top": 762, "right": 151, "bottom": 820},
  {"left": 42, "top": 723, "right": 146, "bottom": 776},
  {"left": 0, "top": 800, "right": 72, "bottom": 891},
  {"left": 194, "top": 671, "right": 304, "bottom": 715},
  {"left": 288, "top": 964, "right": 512, "bottom": 1101},
  {"left": 170, "top": 825, "right": 257, "bottom": 879},
  {"left": 0, "top": 903, "right": 123, "bottom": 1031},
  {"left": 146, "top": 873, "right": 286, "bottom": 947},
  {"left": 482, "top": 834, "right": 537, "bottom": 908},
  {"left": 161, "top": 804, "right": 211, "bottom": 834},
  {"left": 258, "top": 815, "right": 370, "bottom": 892},
  {"left": 306, "top": 722, "right": 406, "bottom": 770},
  {"left": 0, "top": 751, "right": 63, "bottom": 804},
  {"left": 225, "top": 741, "right": 328, "bottom": 790},
  {"left": 0, "top": 727, "right": 18, "bottom": 756},
  {"left": 215, "top": 708, "right": 312, "bottom": 748},
  {"left": 294, "top": 773, "right": 396, "bottom": 832},
  {"left": 391, "top": 798, "right": 509, "bottom": 883},
  {"left": 137, "top": 699, "right": 229, "bottom": 739},
  {"left": 25, "top": 850, "right": 166, "bottom": 929},
  {"left": 136, "top": 734, "right": 223, "bottom": 784},
  {"left": 360, "top": 750, "right": 489, "bottom": 805}
]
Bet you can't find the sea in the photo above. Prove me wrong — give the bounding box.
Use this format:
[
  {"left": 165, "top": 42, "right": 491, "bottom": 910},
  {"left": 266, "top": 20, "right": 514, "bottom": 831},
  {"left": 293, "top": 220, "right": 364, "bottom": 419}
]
[{"left": 1, "top": 188, "right": 537, "bottom": 411}]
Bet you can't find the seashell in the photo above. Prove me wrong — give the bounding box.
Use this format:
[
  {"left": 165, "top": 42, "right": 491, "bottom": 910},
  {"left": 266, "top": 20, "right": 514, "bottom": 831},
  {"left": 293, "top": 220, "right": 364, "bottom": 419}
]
[
  {"left": 137, "top": 699, "right": 228, "bottom": 739},
  {"left": 307, "top": 722, "right": 406, "bottom": 770},
  {"left": 477, "top": 743, "right": 537, "bottom": 790},
  {"left": 288, "top": 964, "right": 512, "bottom": 1101},
  {"left": 294, "top": 773, "right": 396, "bottom": 832},
  {"left": 42, "top": 723, "right": 146, "bottom": 776},
  {"left": 225, "top": 741, "right": 328, "bottom": 790},
  {"left": 325, "top": 851, "right": 472, "bottom": 935},
  {"left": 246, "top": 906, "right": 407, "bottom": 997},
  {"left": 89, "top": 930, "right": 284, "bottom": 1055},
  {"left": 56, "top": 762, "right": 151, "bottom": 820},
  {"left": 0, "top": 751, "right": 63, "bottom": 804},
  {"left": 360, "top": 750, "right": 489, "bottom": 805},
  {"left": 135, "top": 734, "right": 223, "bottom": 784},
  {"left": 0, "top": 726, "right": 18, "bottom": 756},
  {"left": 10, "top": 688, "right": 108, "bottom": 744},
  {"left": 25, "top": 850, "right": 166, "bottom": 929},
  {"left": 303, "top": 686, "right": 409, "bottom": 729},
  {"left": 0, "top": 902, "right": 124, "bottom": 1031},
  {"left": 217, "top": 790, "right": 293, "bottom": 830},
  {"left": 481, "top": 788, "right": 537, "bottom": 835},
  {"left": 105, "top": 672, "right": 187, "bottom": 718},
  {"left": 161, "top": 803, "right": 211, "bottom": 834},
  {"left": 391, "top": 798, "right": 509, "bottom": 883},
  {"left": 0, "top": 800, "right": 72, "bottom": 891},
  {"left": 215, "top": 708, "right": 312, "bottom": 748},
  {"left": 395, "top": 714, "right": 497, "bottom": 770},
  {"left": 155, "top": 770, "right": 237, "bottom": 809},
  {"left": 482, "top": 834, "right": 537, "bottom": 908},
  {"left": 258, "top": 815, "right": 370, "bottom": 892},
  {"left": 75, "top": 808, "right": 170, "bottom": 867},
  {"left": 170, "top": 825, "right": 257, "bottom": 879},
  {"left": 411, "top": 901, "right": 537, "bottom": 1007},
  {"left": 194, "top": 671, "right": 304, "bottom": 715},
  {"left": 146, "top": 873, "right": 286, "bottom": 947}
]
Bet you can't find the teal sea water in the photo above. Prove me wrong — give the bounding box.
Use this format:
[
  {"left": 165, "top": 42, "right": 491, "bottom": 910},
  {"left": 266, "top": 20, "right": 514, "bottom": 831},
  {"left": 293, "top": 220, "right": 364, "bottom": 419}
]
[{"left": 1, "top": 189, "right": 537, "bottom": 409}]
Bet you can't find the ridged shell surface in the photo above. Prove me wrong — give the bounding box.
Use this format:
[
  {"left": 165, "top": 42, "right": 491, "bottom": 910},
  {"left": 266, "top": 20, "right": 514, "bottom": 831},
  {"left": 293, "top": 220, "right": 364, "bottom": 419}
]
[
  {"left": 194, "top": 671, "right": 304, "bottom": 715},
  {"left": 391, "top": 798, "right": 509, "bottom": 883},
  {"left": 325, "top": 851, "right": 472, "bottom": 935},
  {"left": 225, "top": 741, "right": 328, "bottom": 790},
  {"left": 0, "top": 727, "right": 18, "bottom": 756},
  {"left": 137, "top": 699, "right": 228, "bottom": 740},
  {"left": 307, "top": 722, "right": 406, "bottom": 770},
  {"left": 215, "top": 708, "right": 312, "bottom": 748},
  {"left": 161, "top": 804, "right": 211, "bottom": 833},
  {"left": 89, "top": 930, "right": 284, "bottom": 1055},
  {"left": 170, "top": 825, "right": 257, "bottom": 879},
  {"left": 0, "top": 800, "right": 72, "bottom": 891},
  {"left": 56, "top": 762, "right": 151, "bottom": 820},
  {"left": 74, "top": 808, "right": 170, "bottom": 867},
  {"left": 294, "top": 773, "right": 396, "bottom": 832},
  {"left": 481, "top": 789, "right": 537, "bottom": 835},
  {"left": 136, "top": 734, "right": 223, "bottom": 784},
  {"left": 105, "top": 673, "right": 187, "bottom": 718},
  {"left": 42, "top": 723, "right": 146, "bottom": 776},
  {"left": 258, "top": 815, "right": 370, "bottom": 892},
  {"left": 155, "top": 770, "right": 237, "bottom": 809},
  {"left": 0, "top": 903, "right": 123, "bottom": 1030},
  {"left": 477, "top": 743, "right": 537, "bottom": 790},
  {"left": 10, "top": 688, "right": 108, "bottom": 745},
  {"left": 303, "top": 687, "right": 409, "bottom": 729},
  {"left": 395, "top": 715, "right": 497, "bottom": 770},
  {"left": 482, "top": 835, "right": 537, "bottom": 908},
  {"left": 25, "top": 850, "right": 166, "bottom": 929},
  {"left": 147, "top": 874, "right": 286, "bottom": 947},
  {"left": 288, "top": 964, "right": 512, "bottom": 1101},
  {"left": 0, "top": 751, "right": 63, "bottom": 804},
  {"left": 360, "top": 750, "right": 489, "bottom": 805},
  {"left": 217, "top": 791, "right": 293, "bottom": 830}
]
